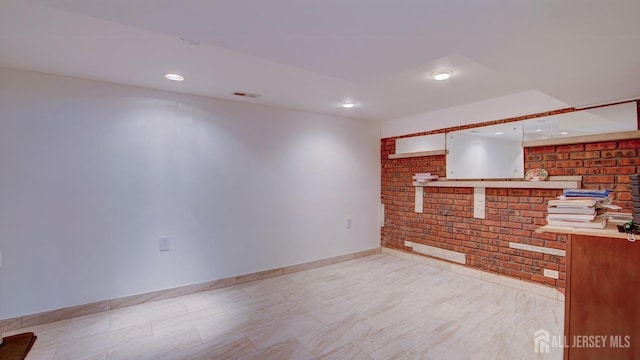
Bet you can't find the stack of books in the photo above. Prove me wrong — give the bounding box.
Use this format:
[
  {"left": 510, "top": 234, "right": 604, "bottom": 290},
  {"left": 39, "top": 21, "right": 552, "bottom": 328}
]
[
  {"left": 412, "top": 173, "right": 439, "bottom": 183},
  {"left": 546, "top": 189, "right": 611, "bottom": 229}
]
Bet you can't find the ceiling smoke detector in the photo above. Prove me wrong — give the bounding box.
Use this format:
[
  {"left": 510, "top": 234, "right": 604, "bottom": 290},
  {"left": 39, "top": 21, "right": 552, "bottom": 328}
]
[{"left": 233, "top": 92, "right": 260, "bottom": 98}]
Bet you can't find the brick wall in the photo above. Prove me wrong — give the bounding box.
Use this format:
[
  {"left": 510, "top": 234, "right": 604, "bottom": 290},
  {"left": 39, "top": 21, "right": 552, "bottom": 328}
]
[{"left": 381, "top": 100, "right": 640, "bottom": 290}]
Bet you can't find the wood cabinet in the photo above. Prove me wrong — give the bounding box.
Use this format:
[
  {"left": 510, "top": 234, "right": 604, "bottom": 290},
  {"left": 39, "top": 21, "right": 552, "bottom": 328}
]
[{"left": 564, "top": 233, "right": 640, "bottom": 359}]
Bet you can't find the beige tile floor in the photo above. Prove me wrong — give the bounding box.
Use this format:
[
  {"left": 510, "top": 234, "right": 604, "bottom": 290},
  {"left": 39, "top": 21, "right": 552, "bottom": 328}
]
[{"left": 3, "top": 254, "right": 564, "bottom": 359}]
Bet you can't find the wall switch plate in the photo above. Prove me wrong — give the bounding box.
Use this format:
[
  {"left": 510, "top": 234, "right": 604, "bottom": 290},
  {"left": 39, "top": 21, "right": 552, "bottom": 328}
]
[
  {"left": 346, "top": 218, "right": 352, "bottom": 229},
  {"left": 159, "top": 236, "right": 171, "bottom": 252},
  {"left": 543, "top": 269, "right": 559, "bottom": 279}
]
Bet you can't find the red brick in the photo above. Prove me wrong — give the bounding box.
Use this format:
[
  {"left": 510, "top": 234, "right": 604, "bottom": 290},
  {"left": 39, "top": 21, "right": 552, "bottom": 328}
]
[
  {"left": 534, "top": 232, "right": 562, "bottom": 241},
  {"left": 544, "top": 241, "right": 566, "bottom": 250},
  {"left": 528, "top": 146, "right": 557, "bottom": 154},
  {"left": 542, "top": 153, "right": 570, "bottom": 161},
  {"left": 518, "top": 197, "right": 545, "bottom": 204},
  {"left": 508, "top": 189, "right": 531, "bottom": 196},
  {"left": 602, "top": 149, "right": 637, "bottom": 158},
  {"left": 618, "top": 158, "right": 640, "bottom": 166},
  {"left": 531, "top": 274, "right": 557, "bottom": 286},
  {"left": 546, "top": 168, "right": 575, "bottom": 176},
  {"left": 574, "top": 167, "right": 602, "bottom": 175},
  {"left": 498, "top": 234, "right": 525, "bottom": 243},
  {"left": 507, "top": 269, "right": 532, "bottom": 280},
  {"left": 585, "top": 142, "right": 618, "bottom": 151},
  {"left": 582, "top": 175, "right": 615, "bottom": 183},
  {"left": 531, "top": 189, "right": 562, "bottom": 197},
  {"left": 501, "top": 222, "right": 523, "bottom": 230},
  {"left": 602, "top": 167, "right": 637, "bottom": 175},
  {"left": 519, "top": 210, "right": 545, "bottom": 218},
  {"left": 500, "top": 261, "right": 522, "bottom": 270},
  {"left": 556, "top": 160, "right": 584, "bottom": 168},
  {"left": 583, "top": 159, "right": 618, "bottom": 167},
  {"left": 557, "top": 144, "right": 585, "bottom": 152},
  {"left": 533, "top": 260, "right": 560, "bottom": 270},
  {"left": 569, "top": 151, "right": 600, "bottom": 159},
  {"left": 617, "top": 193, "right": 631, "bottom": 201},
  {"left": 507, "top": 203, "right": 532, "bottom": 211},
  {"left": 618, "top": 139, "right": 640, "bottom": 149},
  {"left": 509, "top": 229, "right": 531, "bottom": 237},
  {"left": 512, "top": 256, "right": 534, "bottom": 265}
]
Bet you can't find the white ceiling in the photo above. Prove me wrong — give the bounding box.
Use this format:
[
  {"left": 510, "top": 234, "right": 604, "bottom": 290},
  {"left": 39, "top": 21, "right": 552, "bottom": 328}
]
[{"left": 1, "top": 0, "right": 639, "bottom": 124}]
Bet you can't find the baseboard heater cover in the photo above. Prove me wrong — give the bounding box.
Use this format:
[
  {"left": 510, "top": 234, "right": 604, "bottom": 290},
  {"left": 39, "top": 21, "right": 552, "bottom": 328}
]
[{"left": 405, "top": 241, "right": 466, "bottom": 264}]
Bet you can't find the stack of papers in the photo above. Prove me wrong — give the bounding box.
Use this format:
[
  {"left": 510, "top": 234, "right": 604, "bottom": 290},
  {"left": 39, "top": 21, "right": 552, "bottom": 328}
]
[
  {"left": 559, "top": 189, "right": 610, "bottom": 200},
  {"left": 546, "top": 190, "right": 611, "bottom": 229}
]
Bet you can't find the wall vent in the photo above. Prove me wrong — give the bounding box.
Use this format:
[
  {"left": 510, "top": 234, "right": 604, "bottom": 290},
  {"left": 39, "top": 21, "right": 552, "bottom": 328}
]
[{"left": 233, "top": 92, "right": 260, "bottom": 98}]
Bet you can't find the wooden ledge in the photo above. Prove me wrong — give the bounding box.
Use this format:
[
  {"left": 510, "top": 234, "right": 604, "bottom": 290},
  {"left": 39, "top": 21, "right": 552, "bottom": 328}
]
[
  {"left": 414, "top": 176, "right": 582, "bottom": 189},
  {"left": 537, "top": 224, "right": 629, "bottom": 240},
  {"left": 388, "top": 150, "right": 446, "bottom": 159}
]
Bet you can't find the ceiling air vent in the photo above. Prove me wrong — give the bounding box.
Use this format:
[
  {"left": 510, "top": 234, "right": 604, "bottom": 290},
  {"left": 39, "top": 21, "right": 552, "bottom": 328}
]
[{"left": 233, "top": 92, "right": 260, "bottom": 98}]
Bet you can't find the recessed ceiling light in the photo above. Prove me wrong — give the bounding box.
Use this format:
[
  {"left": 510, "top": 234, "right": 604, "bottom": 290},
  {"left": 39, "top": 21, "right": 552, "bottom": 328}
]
[
  {"left": 340, "top": 101, "right": 356, "bottom": 109},
  {"left": 431, "top": 69, "right": 453, "bottom": 81},
  {"left": 164, "top": 73, "right": 184, "bottom": 81},
  {"left": 560, "top": 131, "right": 569, "bottom": 135},
  {"left": 536, "top": 129, "right": 542, "bottom": 132},
  {"left": 495, "top": 132, "right": 504, "bottom": 135}
]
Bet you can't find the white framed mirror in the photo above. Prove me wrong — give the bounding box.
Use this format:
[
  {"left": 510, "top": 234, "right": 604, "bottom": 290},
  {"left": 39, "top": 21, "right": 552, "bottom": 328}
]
[
  {"left": 523, "top": 102, "right": 637, "bottom": 142},
  {"left": 446, "top": 122, "right": 524, "bottom": 179},
  {"left": 444, "top": 102, "right": 637, "bottom": 180}
]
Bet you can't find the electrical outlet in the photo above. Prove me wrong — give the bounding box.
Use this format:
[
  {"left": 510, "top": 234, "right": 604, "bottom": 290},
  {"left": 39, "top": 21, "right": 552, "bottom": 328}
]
[
  {"left": 346, "top": 218, "right": 352, "bottom": 229},
  {"left": 159, "top": 236, "right": 171, "bottom": 252}
]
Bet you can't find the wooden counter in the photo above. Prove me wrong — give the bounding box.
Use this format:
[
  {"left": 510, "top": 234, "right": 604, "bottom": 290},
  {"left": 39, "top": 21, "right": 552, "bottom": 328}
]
[
  {"left": 536, "top": 224, "right": 631, "bottom": 240},
  {"left": 541, "top": 226, "right": 640, "bottom": 360}
]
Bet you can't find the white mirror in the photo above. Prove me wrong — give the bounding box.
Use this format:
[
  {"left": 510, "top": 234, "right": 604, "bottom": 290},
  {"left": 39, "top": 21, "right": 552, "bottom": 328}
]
[
  {"left": 395, "top": 133, "right": 446, "bottom": 154},
  {"left": 523, "top": 102, "right": 637, "bottom": 141},
  {"left": 446, "top": 122, "right": 524, "bottom": 179},
  {"left": 444, "top": 102, "right": 636, "bottom": 180}
]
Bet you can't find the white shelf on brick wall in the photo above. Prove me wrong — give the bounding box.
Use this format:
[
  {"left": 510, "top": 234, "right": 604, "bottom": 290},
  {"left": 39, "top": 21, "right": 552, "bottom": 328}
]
[
  {"left": 412, "top": 176, "right": 582, "bottom": 217},
  {"left": 388, "top": 149, "right": 447, "bottom": 159},
  {"left": 413, "top": 176, "right": 582, "bottom": 189},
  {"left": 391, "top": 133, "right": 446, "bottom": 159}
]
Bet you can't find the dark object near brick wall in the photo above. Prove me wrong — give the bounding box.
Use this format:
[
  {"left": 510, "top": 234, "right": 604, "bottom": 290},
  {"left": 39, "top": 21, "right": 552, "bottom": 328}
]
[
  {"left": 0, "top": 332, "right": 37, "bottom": 360},
  {"left": 631, "top": 174, "right": 640, "bottom": 225}
]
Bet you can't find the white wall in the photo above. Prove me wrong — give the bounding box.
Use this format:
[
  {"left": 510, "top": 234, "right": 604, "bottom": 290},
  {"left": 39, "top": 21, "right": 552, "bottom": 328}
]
[{"left": 0, "top": 68, "right": 381, "bottom": 319}]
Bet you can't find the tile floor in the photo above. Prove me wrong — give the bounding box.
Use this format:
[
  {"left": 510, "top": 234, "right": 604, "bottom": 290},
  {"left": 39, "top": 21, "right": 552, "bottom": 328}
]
[{"left": 3, "top": 254, "right": 564, "bottom": 359}]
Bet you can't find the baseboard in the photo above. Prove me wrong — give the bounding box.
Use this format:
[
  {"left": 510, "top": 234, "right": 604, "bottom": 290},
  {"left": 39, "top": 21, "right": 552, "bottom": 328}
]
[
  {"left": 0, "top": 247, "right": 381, "bottom": 333},
  {"left": 381, "top": 247, "right": 565, "bottom": 301}
]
